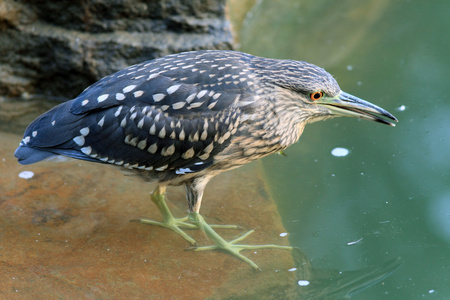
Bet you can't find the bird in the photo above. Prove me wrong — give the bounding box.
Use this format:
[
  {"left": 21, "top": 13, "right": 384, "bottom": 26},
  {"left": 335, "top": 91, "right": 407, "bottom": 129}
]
[{"left": 15, "top": 50, "right": 397, "bottom": 270}]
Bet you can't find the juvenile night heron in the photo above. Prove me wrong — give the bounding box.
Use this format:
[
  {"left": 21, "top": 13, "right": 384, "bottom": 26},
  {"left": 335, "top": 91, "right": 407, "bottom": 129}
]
[{"left": 15, "top": 50, "right": 397, "bottom": 270}]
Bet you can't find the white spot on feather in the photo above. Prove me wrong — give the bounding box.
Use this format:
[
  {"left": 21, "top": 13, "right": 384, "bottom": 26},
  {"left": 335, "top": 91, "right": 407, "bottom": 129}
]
[
  {"left": 98, "top": 116, "right": 105, "bottom": 127},
  {"left": 114, "top": 106, "right": 123, "bottom": 117},
  {"left": 116, "top": 93, "right": 125, "bottom": 100},
  {"left": 81, "top": 146, "right": 92, "bottom": 155},
  {"left": 175, "top": 168, "right": 193, "bottom": 175},
  {"left": 123, "top": 85, "right": 137, "bottom": 93},
  {"left": 137, "top": 139, "right": 147, "bottom": 150},
  {"left": 158, "top": 127, "right": 166, "bottom": 138},
  {"left": 172, "top": 102, "right": 185, "bottom": 110},
  {"left": 97, "top": 94, "right": 109, "bottom": 102},
  {"left": 189, "top": 102, "right": 203, "bottom": 108},
  {"left": 200, "top": 130, "right": 208, "bottom": 141},
  {"left": 155, "top": 165, "right": 168, "bottom": 171},
  {"left": 179, "top": 129, "right": 185, "bottom": 141},
  {"left": 207, "top": 102, "right": 217, "bottom": 109},
  {"left": 80, "top": 127, "right": 89, "bottom": 136},
  {"left": 73, "top": 136, "right": 85, "bottom": 146},
  {"left": 134, "top": 90, "right": 144, "bottom": 98},
  {"left": 197, "top": 90, "right": 207, "bottom": 98},
  {"left": 153, "top": 93, "right": 165, "bottom": 102},
  {"left": 137, "top": 118, "right": 145, "bottom": 129},
  {"left": 149, "top": 124, "right": 156, "bottom": 135},
  {"left": 186, "top": 93, "right": 196, "bottom": 103},
  {"left": 162, "top": 144, "right": 175, "bottom": 156},
  {"left": 204, "top": 142, "right": 214, "bottom": 153},
  {"left": 167, "top": 85, "right": 181, "bottom": 95},
  {"left": 147, "top": 73, "right": 158, "bottom": 80},
  {"left": 182, "top": 147, "right": 195, "bottom": 159},
  {"left": 148, "top": 143, "right": 157, "bottom": 154}
]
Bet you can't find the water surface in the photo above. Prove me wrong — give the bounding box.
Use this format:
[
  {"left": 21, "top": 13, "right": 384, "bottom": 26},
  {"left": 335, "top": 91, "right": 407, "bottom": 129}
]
[{"left": 238, "top": 0, "right": 450, "bottom": 299}]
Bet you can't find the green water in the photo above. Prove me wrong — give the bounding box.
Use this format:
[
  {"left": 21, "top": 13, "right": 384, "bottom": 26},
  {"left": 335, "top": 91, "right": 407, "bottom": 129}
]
[{"left": 237, "top": 0, "right": 450, "bottom": 299}]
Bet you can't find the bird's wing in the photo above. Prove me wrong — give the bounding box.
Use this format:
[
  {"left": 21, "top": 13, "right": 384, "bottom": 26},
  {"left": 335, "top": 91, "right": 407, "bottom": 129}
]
[
  {"left": 17, "top": 51, "right": 259, "bottom": 175},
  {"left": 70, "top": 50, "right": 258, "bottom": 116}
]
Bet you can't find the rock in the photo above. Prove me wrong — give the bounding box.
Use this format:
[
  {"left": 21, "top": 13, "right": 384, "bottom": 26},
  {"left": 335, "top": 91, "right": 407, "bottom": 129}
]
[
  {"left": 0, "top": 0, "right": 234, "bottom": 99},
  {"left": 0, "top": 131, "right": 295, "bottom": 299}
]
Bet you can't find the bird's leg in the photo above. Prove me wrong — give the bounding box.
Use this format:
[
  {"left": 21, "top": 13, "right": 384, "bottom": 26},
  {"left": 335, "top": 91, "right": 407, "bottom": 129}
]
[
  {"left": 136, "top": 185, "right": 241, "bottom": 245},
  {"left": 135, "top": 185, "right": 198, "bottom": 245},
  {"left": 188, "top": 212, "right": 293, "bottom": 271}
]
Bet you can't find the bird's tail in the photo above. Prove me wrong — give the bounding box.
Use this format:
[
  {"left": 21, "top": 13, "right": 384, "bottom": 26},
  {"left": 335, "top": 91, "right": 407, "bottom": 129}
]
[{"left": 14, "top": 100, "right": 96, "bottom": 165}]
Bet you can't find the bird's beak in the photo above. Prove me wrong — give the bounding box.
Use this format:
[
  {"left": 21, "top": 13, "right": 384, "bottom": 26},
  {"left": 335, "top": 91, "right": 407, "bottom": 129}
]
[{"left": 319, "top": 91, "right": 398, "bottom": 126}]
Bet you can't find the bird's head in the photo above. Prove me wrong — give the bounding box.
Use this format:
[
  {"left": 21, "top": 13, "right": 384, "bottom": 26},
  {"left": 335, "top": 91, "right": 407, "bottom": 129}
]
[{"left": 268, "top": 59, "right": 398, "bottom": 127}]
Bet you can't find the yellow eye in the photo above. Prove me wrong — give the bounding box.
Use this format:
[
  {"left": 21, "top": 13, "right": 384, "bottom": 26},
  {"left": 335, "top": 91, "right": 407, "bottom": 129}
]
[{"left": 310, "top": 91, "right": 323, "bottom": 101}]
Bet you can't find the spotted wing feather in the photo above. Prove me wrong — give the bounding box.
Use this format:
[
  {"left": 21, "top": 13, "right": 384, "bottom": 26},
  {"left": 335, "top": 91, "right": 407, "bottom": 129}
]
[
  {"left": 15, "top": 50, "right": 258, "bottom": 178},
  {"left": 71, "top": 50, "right": 257, "bottom": 115}
]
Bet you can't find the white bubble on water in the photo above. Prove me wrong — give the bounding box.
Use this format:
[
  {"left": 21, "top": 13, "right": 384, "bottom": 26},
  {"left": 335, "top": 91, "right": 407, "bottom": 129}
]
[
  {"left": 331, "top": 147, "right": 349, "bottom": 157},
  {"left": 297, "top": 280, "right": 310, "bottom": 286},
  {"left": 18, "top": 171, "right": 34, "bottom": 179}
]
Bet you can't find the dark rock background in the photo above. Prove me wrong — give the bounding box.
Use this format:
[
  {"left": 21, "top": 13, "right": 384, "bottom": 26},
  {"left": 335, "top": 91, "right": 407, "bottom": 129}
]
[{"left": 0, "top": 0, "right": 234, "bottom": 100}]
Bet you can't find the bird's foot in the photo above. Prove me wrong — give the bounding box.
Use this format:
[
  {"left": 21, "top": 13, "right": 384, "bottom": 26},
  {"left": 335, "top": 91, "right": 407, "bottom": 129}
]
[
  {"left": 132, "top": 186, "right": 198, "bottom": 245},
  {"left": 135, "top": 215, "right": 198, "bottom": 245},
  {"left": 187, "top": 212, "right": 293, "bottom": 271},
  {"left": 134, "top": 186, "right": 240, "bottom": 246},
  {"left": 136, "top": 215, "right": 241, "bottom": 245}
]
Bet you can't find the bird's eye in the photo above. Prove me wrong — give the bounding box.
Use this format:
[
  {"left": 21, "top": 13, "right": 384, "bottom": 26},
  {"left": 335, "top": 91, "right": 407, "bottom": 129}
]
[{"left": 310, "top": 91, "right": 324, "bottom": 101}]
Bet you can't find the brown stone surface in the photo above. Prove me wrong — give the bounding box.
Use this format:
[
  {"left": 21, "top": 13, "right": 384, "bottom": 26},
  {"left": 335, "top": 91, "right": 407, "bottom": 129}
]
[{"left": 0, "top": 132, "right": 296, "bottom": 299}]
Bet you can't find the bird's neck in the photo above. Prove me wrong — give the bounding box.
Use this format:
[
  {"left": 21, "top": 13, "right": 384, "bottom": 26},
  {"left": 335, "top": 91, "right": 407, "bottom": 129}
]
[
  {"left": 235, "top": 98, "right": 306, "bottom": 154},
  {"left": 263, "top": 104, "right": 306, "bottom": 148},
  {"left": 255, "top": 88, "right": 309, "bottom": 149}
]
